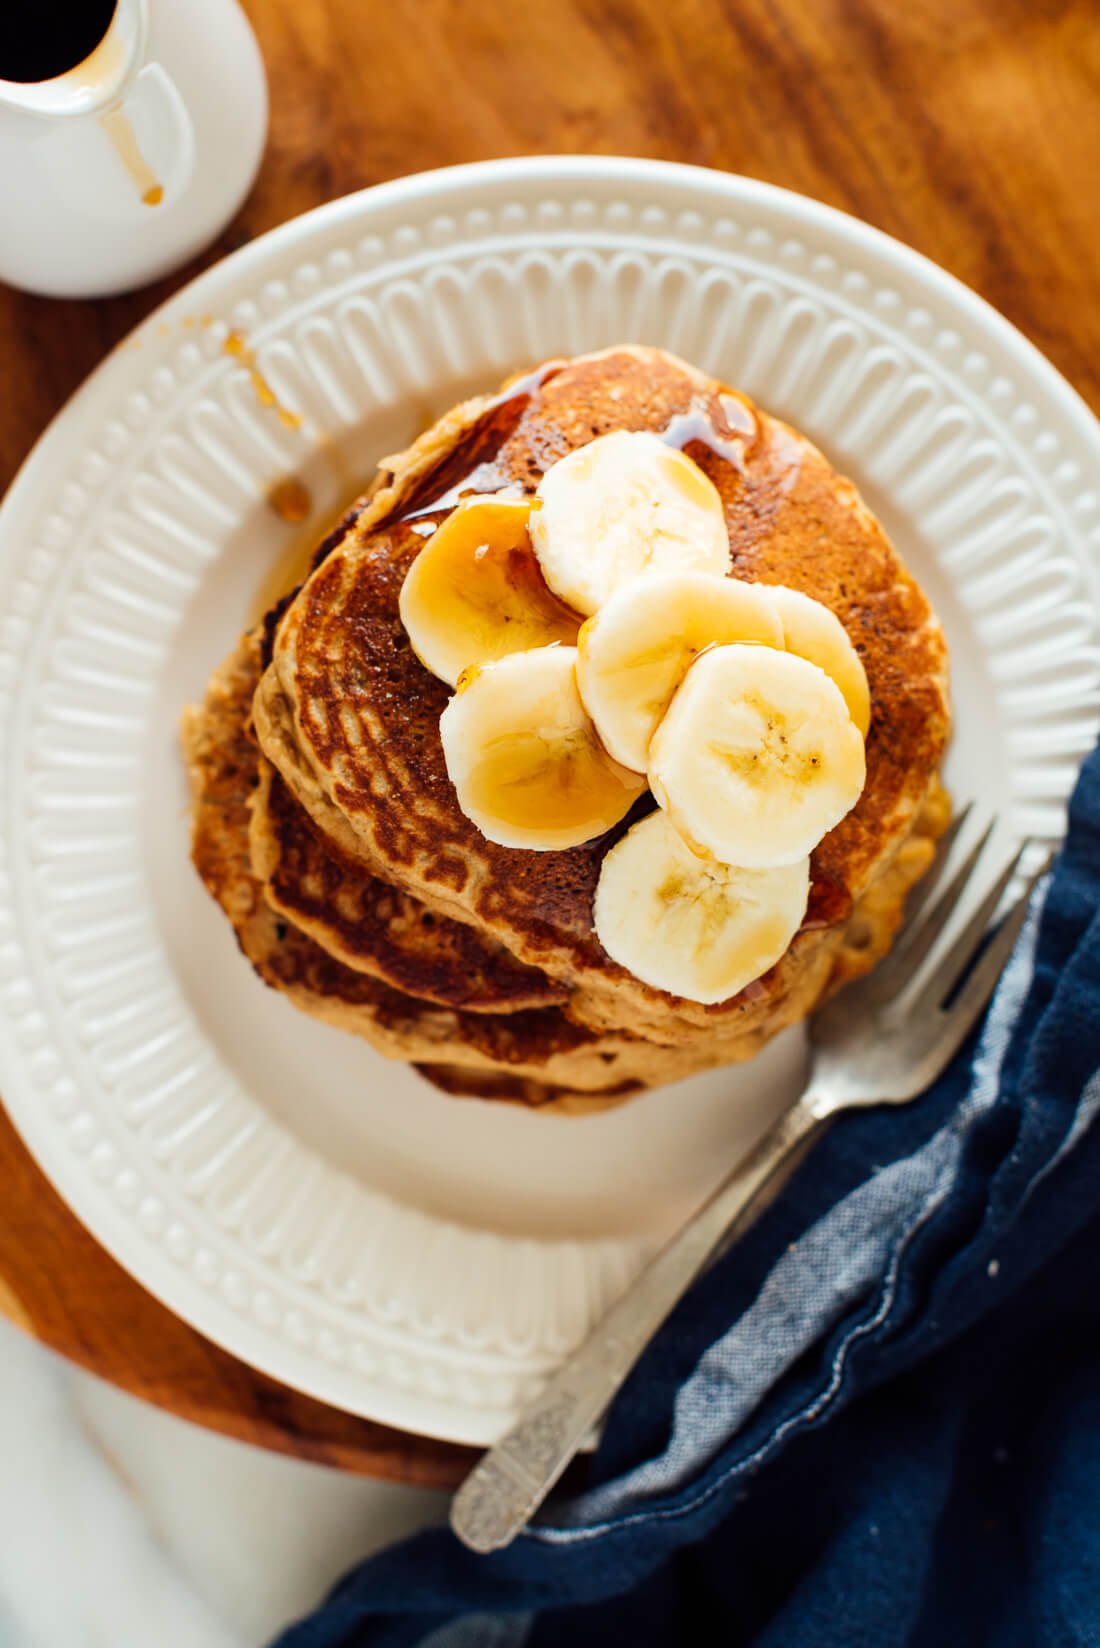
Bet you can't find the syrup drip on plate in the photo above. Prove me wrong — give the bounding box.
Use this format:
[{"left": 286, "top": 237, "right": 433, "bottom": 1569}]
[
  {"left": 224, "top": 332, "right": 303, "bottom": 430},
  {"left": 268, "top": 477, "right": 312, "bottom": 524}
]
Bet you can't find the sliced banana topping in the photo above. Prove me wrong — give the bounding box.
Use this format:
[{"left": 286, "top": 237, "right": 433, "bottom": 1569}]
[
  {"left": 649, "top": 643, "right": 866, "bottom": 868},
  {"left": 594, "top": 809, "right": 810, "bottom": 1003},
  {"left": 763, "top": 583, "right": 871, "bottom": 736},
  {"left": 529, "top": 431, "right": 731, "bottom": 615},
  {"left": 416, "top": 428, "right": 872, "bottom": 995},
  {"left": 439, "top": 645, "right": 646, "bottom": 851},
  {"left": 399, "top": 495, "right": 580, "bottom": 686},
  {"left": 577, "top": 570, "right": 782, "bottom": 772}
]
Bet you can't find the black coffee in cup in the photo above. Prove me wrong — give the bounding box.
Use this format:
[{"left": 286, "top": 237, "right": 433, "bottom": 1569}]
[{"left": 0, "top": 0, "right": 118, "bottom": 84}]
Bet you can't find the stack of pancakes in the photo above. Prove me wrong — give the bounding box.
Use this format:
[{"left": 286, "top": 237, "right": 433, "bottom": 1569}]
[{"left": 183, "top": 347, "right": 950, "bottom": 1110}]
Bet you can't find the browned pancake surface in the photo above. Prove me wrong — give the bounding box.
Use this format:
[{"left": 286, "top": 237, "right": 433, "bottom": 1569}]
[
  {"left": 183, "top": 631, "right": 740, "bottom": 1096},
  {"left": 256, "top": 349, "right": 949, "bottom": 1038},
  {"left": 253, "top": 760, "right": 567, "bottom": 1012}
]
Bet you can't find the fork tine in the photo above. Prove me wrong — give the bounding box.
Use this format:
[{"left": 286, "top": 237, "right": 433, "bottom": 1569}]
[
  {"left": 905, "top": 839, "right": 1029, "bottom": 1020},
  {"left": 919, "top": 857, "right": 1049, "bottom": 1074},
  {"left": 865, "top": 809, "right": 995, "bottom": 1002},
  {"left": 893, "top": 799, "right": 975, "bottom": 932}
]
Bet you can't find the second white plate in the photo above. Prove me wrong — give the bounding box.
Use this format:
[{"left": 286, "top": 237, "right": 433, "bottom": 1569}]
[{"left": 1, "top": 158, "right": 1098, "bottom": 1443}]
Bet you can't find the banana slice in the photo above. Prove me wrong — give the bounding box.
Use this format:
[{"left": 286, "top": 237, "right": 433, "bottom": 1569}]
[
  {"left": 439, "top": 645, "right": 646, "bottom": 850},
  {"left": 594, "top": 809, "right": 810, "bottom": 1003},
  {"left": 649, "top": 643, "right": 866, "bottom": 867},
  {"left": 399, "top": 495, "right": 580, "bottom": 686},
  {"left": 529, "top": 431, "right": 730, "bottom": 615},
  {"left": 577, "top": 570, "right": 782, "bottom": 772},
  {"left": 763, "top": 584, "right": 871, "bottom": 736}
]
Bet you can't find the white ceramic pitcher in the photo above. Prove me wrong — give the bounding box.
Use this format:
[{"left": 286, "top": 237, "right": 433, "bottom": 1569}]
[{"left": 0, "top": 0, "right": 268, "bottom": 298}]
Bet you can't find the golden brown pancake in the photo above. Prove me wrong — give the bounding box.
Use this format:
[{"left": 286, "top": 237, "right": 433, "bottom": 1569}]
[
  {"left": 254, "top": 347, "right": 950, "bottom": 1046},
  {"left": 183, "top": 630, "right": 765, "bottom": 1099},
  {"left": 187, "top": 630, "right": 945, "bottom": 1100},
  {"left": 413, "top": 1063, "right": 643, "bottom": 1113},
  {"left": 250, "top": 760, "right": 567, "bottom": 1013},
  {"left": 201, "top": 614, "right": 570, "bottom": 1016}
]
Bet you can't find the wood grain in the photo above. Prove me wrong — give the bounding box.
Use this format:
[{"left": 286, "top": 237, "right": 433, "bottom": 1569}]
[
  {"left": 0, "top": 1102, "right": 476, "bottom": 1483},
  {"left": 0, "top": 0, "right": 1096, "bottom": 1474}
]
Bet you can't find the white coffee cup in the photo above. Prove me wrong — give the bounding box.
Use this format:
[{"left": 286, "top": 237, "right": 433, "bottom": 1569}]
[{"left": 0, "top": 0, "right": 268, "bottom": 298}]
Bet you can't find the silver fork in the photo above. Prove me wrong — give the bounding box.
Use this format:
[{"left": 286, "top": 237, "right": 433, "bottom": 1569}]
[{"left": 451, "top": 809, "right": 1050, "bottom": 1554}]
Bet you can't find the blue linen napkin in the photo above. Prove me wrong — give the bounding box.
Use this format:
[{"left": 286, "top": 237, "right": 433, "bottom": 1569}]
[{"left": 274, "top": 742, "right": 1100, "bottom": 1648}]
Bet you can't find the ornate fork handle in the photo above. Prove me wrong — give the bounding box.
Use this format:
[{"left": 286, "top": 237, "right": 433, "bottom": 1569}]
[{"left": 451, "top": 1095, "right": 828, "bottom": 1553}]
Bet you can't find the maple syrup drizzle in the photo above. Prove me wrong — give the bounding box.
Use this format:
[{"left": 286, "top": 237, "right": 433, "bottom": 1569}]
[
  {"left": 658, "top": 392, "right": 757, "bottom": 472},
  {"left": 99, "top": 105, "right": 163, "bottom": 208},
  {"left": 800, "top": 872, "right": 853, "bottom": 931},
  {"left": 386, "top": 359, "right": 566, "bottom": 525},
  {"left": 268, "top": 477, "right": 312, "bottom": 524},
  {"left": 405, "top": 497, "right": 579, "bottom": 673},
  {"left": 224, "top": 332, "right": 303, "bottom": 430},
  {"left": 390, "top": 372, "right": 758, "bottom": 534}
]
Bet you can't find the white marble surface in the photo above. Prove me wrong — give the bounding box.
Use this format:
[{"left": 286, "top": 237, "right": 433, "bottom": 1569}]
[{"left": 0, "top": 1318, "right": 447, "bottom": 1647}]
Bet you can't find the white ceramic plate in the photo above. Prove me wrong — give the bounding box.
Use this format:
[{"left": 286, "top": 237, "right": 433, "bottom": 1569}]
[{"left": 1, "top": 159, "right": 1098, "bottom": 1445}]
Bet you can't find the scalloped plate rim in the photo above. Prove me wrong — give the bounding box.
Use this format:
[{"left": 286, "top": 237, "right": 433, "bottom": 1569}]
[{"left": 0, "top": 156, "right": 1097, "bottom": 1447}]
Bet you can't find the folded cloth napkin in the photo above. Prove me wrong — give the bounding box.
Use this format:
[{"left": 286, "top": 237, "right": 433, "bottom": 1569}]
[{"left": 274, "top": 743, "right": 1100, "bottom": 1648}]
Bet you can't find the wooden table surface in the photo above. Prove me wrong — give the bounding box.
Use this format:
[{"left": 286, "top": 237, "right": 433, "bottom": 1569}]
[{"left": 1, "top": 0, "right": 1097, "bottom": 1480}]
